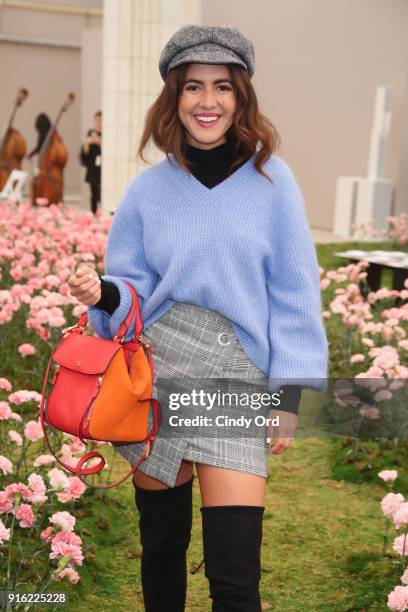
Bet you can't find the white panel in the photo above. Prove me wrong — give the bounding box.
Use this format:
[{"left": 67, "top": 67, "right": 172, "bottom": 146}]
[
  {"left": 130, "top": 58, "right": 144, "bottom": 93},
  {"left": 117, "top": 91, "right": 130, "bottom": 127},
  {"left": 160, "top": 0, "right": 184, "bottom": 24},
  {"left": 103, "top": 0, "right": 119, "bottom": 23},
  {"left": 119, "top": 0, "right": 132, "bottom": 24},
  {"left": 146, "top": 58, "right": 159, "bottom": 94},
  {"left": 183, "top": 0, "right": 201, "bottom": 23},
  {"left": 103, "top": 21, "right": 120, "bottom": 57},
  {"left": 355, "top": 179, "right": 394, "bottom": 233},
  {"left": 118, "top": 56, "right": 131, "bottom": 92},
  {"left": 103, "top": 56, "right": 119, "bottom": 92},
  {"left": 118, "top": 17, "right": 132, "bottom": 57},
  {"left": 333, "top": 177, "right": 358, "bottom": 238},
  {"left": 141, "top": 23, "right": 150, "bottom": 58},
  {"left": 148, "top": 23, "right": 162, "bottom": 58},
  {"left": 150, "top": 0, "right": 161, "bottom": 22},
  {"left": 103, "top": 90, "right": 117, "bottom": 123},
  {"left": 131, "top": 24, "right": 143, "bottom": 58},
  {"left": 102, "top": 0, "right": 203, "bottom": 212}
]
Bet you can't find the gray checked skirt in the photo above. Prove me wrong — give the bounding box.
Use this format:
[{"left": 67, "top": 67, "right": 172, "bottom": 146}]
[{"left": 112, "top": 302, "right": 271, "bottom": 487}]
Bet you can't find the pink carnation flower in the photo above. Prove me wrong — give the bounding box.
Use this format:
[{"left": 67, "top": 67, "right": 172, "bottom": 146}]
[
  {"left": 41, "top": 526, "right": 53, "bottom": 541},
  {"left": 55, "top": 567, "right": 80, "bottom": 584},
  {"left": 402, "top": 569, "right": 408, "bottom": 585},
  {"left": 0, "top": 401, "right": 12, "bottom": 420},
  {"left": 359, "top": 405, "right": 379, "bottom": 419},
  {"left": 379, "top": 470, "right": 398, "bottom": 482},
  {"left": 0, "top": 378, "right": 12, "bottom": 391},
  {"left": 387, "top": 585, "right": 408, "bottom": 611},
  {"left": 49, "top": 511, "right": 76, "bottom": 532},
  {"left": 18, "top": 343, "right": 36, "bottom": 357},
  {"left": 381, "top": 493, "right": 405, "bottom": 517},
  {"left": 5, "top": 483, "right": 32, "bottom": 504},
  {"left": 68, "top": 437, "right": 86, "bottom": 453},
  {"left": 24, "top": 419, "right": 44, "bottom": 442},
  {"left": 50, "top": 476, "right": 86, "bottom": 505},
  {"left": 15, "top": 503, "right": 35, "bottom": 528},
  {"left": 0, "top": 519, "right": 11, "bottom": 544},
  {"left": 0, "top": 492, "right": 13, "bottom": 513},
  {"left": 56, "top": 490, "right": 73, "bottom": 504},
  {"left": 47, "top": 468, "right": 69, "bottom": 490},
  {"left": 27, "top": 474, "right": 47, "bottom": 504},
  {"left": 350, "top": 354, "right": 365, "bottom": 363},
  {"left": 8, "top": 431, "right": 22, "bottom": 446},
  {"left": 68, "top": 477, "right": 86, "bottom": 499},
  {"left": 0, "top": 456, "right": 13, "bottom": 475},
  {"left": 8, "top": 390, "right": 42, "bottom": 405},
  {"left": 49, "top": 540, "right": 83, "bottom": 566},
  {"left": 33, "top": 454, "right": 56, "bottom": 467},
  {"left": 393, "top": 534, "right": 408, "bottom": 557},
  {"left": 393, "top": 503, "right": 408, "bottom": 530},
  {"left": 374, "top": 389, "right": 393, "bottom": 402},
  {"left": 52, "top": 530, "right": 82, "bottom": 548}
]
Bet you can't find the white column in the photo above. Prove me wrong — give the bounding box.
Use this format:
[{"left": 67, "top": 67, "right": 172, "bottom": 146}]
[{"left": 102, "top": 0, "right": 201, "bottom": 214}]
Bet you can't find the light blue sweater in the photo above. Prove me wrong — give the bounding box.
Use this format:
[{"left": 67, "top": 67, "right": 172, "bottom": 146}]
[{"left": 88, "top": 153, "right": 328, "bottom": 393}]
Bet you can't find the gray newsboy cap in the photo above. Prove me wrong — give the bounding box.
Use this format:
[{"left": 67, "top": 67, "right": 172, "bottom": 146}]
[{"left": 159, "top": 24, "right": 255, "bottom": 82}]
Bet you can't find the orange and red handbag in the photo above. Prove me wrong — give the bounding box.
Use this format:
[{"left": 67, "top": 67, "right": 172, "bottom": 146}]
[{"left": 39, "top": 282, "right": 161, "bottom": 488}]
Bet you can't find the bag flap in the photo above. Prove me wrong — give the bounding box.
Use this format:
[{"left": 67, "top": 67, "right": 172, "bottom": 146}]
[{"left": 52, "top": 332, "right": 122, "bottom": 375}]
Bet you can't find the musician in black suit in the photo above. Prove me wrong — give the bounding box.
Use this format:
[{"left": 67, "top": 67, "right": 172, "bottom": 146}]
[{"left": 79, "top": 110, "right": 101, "bottom": 215}]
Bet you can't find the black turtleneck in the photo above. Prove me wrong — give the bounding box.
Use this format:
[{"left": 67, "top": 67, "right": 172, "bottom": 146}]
[{"left": 184, "top": 138, "right": 249, "bottom": 188}]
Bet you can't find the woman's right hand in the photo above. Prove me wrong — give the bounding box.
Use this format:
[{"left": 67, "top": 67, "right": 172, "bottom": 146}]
[{"left": 67, "top": 265, "right": 102, "bottom": 306}]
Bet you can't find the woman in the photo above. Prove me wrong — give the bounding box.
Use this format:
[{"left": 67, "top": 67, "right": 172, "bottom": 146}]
[{"left": 68, "top": 25, "right": 328, "bottom": 612}]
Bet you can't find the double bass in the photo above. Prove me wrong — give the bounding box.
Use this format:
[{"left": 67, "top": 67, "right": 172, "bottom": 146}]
[
  {"left": 30, "top": 92, "right": 75, "bottom": 207},
  {"left": 0, "top": 88, "right": 28, "bottom": 191}
]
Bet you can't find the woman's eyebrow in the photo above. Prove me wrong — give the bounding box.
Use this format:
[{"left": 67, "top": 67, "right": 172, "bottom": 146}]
[{"left": 183, "top": 78, "right": 233, "bottom": 85}]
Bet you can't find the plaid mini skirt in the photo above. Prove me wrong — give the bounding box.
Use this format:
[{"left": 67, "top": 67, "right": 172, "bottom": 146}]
[{"left": 113, "top": 302, "right": 271, "bottom": 488}]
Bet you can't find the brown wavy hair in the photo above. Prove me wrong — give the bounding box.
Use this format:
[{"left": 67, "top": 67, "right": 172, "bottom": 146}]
[{"left": 137, "top": 63, "right": 281, "bottom": 182}]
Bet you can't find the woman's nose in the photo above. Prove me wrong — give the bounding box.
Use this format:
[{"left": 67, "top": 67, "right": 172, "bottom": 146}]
[{"left": 200, "top": 89, "right": 217, "bottom": 109}]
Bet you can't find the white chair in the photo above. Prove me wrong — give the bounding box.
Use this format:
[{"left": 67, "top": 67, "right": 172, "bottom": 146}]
[{"left": 0, "top": 169, "right": 28, "bottom": 202}]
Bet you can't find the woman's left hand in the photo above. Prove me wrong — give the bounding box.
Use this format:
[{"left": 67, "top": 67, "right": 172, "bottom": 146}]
[{"left": 266, "top": 409, "right": 298, "bottom": 455}]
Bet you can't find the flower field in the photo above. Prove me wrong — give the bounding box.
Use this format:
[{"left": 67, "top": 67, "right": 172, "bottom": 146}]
[{"left": 1, "top": 199, "right": 408, "bottom": 610}]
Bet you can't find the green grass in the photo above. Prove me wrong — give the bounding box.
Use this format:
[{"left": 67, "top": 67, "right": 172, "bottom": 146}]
[{"left": 42, "top": 438, "right": 400, "bottom": 611}]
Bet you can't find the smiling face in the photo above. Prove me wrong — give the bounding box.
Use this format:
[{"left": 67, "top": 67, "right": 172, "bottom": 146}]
[{"left": 177, "top": 63, "right": 237, "bottom": 150}]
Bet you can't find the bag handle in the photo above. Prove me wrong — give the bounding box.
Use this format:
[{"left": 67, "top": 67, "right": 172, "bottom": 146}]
[
  {"left": 73, "top": 281, "right": 143, "bottom": 342},
  {"left": 39, "top": 330, "right": 162, "bottom": 488}
]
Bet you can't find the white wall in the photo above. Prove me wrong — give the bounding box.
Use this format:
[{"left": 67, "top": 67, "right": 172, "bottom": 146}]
[{"left": 203, "top": 0, "right": 408, "bottom": 229}]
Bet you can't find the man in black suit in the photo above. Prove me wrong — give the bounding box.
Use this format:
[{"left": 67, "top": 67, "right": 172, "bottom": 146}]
[{"left": 79, "top": 111, "right": 102, "bottom": 215}]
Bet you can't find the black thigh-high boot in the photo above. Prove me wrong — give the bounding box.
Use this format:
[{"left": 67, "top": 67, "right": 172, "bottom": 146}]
[
  {"left": 134, "top": 475, "right": 194, "bottom": 612},
  {"left": 200, "top": 505, "right": 264, "bottom": 612}
]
